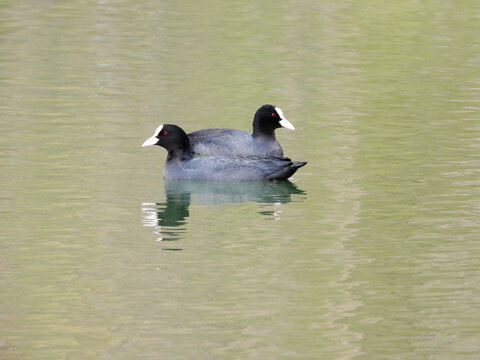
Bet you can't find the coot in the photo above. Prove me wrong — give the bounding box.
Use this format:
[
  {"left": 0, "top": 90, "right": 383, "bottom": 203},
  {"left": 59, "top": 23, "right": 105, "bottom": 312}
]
[
  {"left": 142, "top": 124, "right": 306, "bottom": 181},
  {"left": 188, "top": 104, "right": 295, "bottom": 157}
]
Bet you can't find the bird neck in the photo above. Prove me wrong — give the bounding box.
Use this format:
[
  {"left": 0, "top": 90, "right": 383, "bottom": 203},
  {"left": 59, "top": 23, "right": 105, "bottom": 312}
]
[
  {"left": 165, "top": 132, "right": 192, "bottom": 161},
  {"left": 252, "top": 117, "right": 277, "bottom": 139},
  {"left": 167, "top": 148, "right": 192, "bottom": 162},
  {"left": 252, "top": 122, "right": 275, "bottom": 140},
  {"left": 252, "top": 128, "right": 276, "bottom": 139}
]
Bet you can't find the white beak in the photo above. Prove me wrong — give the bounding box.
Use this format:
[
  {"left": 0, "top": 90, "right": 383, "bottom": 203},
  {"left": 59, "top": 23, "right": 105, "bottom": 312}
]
[
  {"left": 142, "top": 136, "right": 158, "bottom": 147},
  {"left": 275, "top": 107, "right": 295, "bottom": 130},
  {"left": 142, "top": 125, "right": 163, "bottom": 147}
]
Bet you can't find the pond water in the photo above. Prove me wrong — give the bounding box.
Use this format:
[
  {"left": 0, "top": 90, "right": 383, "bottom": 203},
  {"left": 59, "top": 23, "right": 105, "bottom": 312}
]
[{"left": 1, "top": 1, "right": 480, "bottom": 359}]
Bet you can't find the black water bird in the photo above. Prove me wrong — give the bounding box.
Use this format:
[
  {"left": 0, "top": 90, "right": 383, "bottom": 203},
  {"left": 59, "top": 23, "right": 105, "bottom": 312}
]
[
  {"left": 142, "top": 124, "right": 306, "bottom": 181},
  {"left": 188, "top": 104, "right": 295, "bottom": 157}
]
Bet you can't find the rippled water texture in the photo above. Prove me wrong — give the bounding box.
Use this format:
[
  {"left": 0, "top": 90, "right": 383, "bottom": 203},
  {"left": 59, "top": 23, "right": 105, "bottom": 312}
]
[{"left": 1, "top": 1, "right": 480, "bottom": 359}]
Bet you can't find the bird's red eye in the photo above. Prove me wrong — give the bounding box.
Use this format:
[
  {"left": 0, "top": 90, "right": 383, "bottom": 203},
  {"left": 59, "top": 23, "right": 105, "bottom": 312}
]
[
  {"left": 163, "top": 131, "right": 167, "bottom": 135},
  {"left": 272, "top": 113, "right": 276, "bottom": 117}
]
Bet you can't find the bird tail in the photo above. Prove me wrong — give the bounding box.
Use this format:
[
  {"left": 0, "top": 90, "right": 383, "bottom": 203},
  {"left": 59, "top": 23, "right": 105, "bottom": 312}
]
[{"left": 266, "top": 160, "right": 307, "bottom": 180}]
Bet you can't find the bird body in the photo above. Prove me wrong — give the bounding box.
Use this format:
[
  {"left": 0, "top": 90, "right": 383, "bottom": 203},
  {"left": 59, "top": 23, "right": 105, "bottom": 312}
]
[
  {"left": 142, "top": 124, "right": 306, "bottom": 181},
  {"left": 188, "top": 104, "right": 294, "bottom": 157},
  {"left": 188, "top": 128, "right": 283, "bottom": 157},
  {"left": 163, "top": 155, "right": 306, "bottom": 181}
]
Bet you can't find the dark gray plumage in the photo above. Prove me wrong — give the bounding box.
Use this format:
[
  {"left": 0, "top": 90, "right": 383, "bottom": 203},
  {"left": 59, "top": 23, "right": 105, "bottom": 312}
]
[
  {"left": 142, "top": 124, "right": 306, "bottom": 181},
  {"left": 188, "top": 104, "right": 295, "bottom": 157}
]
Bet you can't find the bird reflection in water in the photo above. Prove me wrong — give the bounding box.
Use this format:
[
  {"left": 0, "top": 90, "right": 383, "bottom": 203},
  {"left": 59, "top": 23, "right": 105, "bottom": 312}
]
[{"left": 141, "top": 180, "right": 306, "bottom": 245}]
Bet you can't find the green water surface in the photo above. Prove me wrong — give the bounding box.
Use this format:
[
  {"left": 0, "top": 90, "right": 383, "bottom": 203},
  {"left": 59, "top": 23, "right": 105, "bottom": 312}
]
[{"left": 1, "top": 1, "right": 479, "bottom": 359}]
